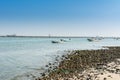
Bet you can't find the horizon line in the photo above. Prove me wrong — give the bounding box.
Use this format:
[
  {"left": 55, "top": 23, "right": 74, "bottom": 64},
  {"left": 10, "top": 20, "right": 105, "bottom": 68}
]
[{"left": 0, "top": 35, "right": 119, "bottom": 38}]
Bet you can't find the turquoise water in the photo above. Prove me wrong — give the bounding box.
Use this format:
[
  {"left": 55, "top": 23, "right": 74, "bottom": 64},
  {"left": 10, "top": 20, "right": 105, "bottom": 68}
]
[{"left": 0, "top": 37, "right": 120, "bottom": 80}]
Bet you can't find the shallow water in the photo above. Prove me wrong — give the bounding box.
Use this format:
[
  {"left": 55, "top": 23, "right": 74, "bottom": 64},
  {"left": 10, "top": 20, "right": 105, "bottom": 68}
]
[{"left": 0, "top": 37, "right": 120, "bottom": 80}]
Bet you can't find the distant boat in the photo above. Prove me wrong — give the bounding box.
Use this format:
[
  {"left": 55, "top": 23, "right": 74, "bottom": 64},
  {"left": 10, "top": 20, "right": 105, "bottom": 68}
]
[
  {"left": 97, "top": 37, "right": 104, "bottom": 40},
  {"left": 87, "top": 38, "right": 94, "bottom": 42},
  {"left": 51, "top": 40, "right": 60, "bottom": 43},
  {"left": 60, "top": 39, "right": 68, "bottom": 42},
  {"left": 113, "top": 37, "right": 120, "bottom": 40},
  {"left": 51, "top": 38, "right": 70, "bottom": 43},
  {"left": 87, "top": 38, "right": 99, "bottom": 42}
]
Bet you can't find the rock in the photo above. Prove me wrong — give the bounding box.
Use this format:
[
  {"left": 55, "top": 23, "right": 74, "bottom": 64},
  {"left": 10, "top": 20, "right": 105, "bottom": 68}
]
[
  {"left": 103, "top": 77, "right": 107, "bottom": 80},
  {"left": 41, "top": 73, "right": 45, "bottom": 77}
]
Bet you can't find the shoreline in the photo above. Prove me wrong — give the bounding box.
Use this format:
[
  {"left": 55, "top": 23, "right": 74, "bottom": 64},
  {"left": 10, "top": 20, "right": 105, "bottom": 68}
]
[{"left": 35, "top": 47, "right": 120, "bottom": 80}]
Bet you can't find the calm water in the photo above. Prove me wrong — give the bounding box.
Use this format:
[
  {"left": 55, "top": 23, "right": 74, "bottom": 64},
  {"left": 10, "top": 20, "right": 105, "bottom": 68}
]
[{"left": 0, "top": 37, "right": 120, "bottom": 80}]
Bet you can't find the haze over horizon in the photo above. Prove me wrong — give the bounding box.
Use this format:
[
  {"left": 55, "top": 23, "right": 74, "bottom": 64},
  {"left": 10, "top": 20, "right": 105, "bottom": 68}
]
[{"left": 0, "top": 0, "right": 120, "bottom": 37}]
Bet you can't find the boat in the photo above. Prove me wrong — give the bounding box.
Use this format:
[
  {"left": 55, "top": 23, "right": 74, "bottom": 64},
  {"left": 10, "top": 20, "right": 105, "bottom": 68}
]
[
  {"left": 87, "top": 38, "right": 95, "bottom": 42},
  {"left": 60, "top": 39, "right": 68, "bottom": 42},
  {"left": 51, "top": 38, "right": 70, "bottom": 43},
  {"left": 87, "top": 38, "right": 99, "bottom": 42},
  {"left": 51, "top": 40, "right": 60, "bottom": 43},
  {"left": 113, "top": 37, "right": 120, "bottom": 40}
]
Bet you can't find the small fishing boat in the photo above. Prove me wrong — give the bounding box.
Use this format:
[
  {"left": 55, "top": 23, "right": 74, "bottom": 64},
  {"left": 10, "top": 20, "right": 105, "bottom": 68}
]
[
  {"left": 60, "top": 39, "right": 68, "bottom": 42},
  {"left": 87, "top": 38, "right": 99, "bottom": 42},
  {"left": 51, "top": 40, "right": 60, "bottom": 43},
  {"left": 87, "top": 38, "right": 95, "bottom": 42}
]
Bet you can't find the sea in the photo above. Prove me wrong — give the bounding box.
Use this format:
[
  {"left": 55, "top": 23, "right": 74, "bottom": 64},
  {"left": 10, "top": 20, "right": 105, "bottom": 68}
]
[{"left": 0, "top": 37, "right": 120, "bottom": 80}]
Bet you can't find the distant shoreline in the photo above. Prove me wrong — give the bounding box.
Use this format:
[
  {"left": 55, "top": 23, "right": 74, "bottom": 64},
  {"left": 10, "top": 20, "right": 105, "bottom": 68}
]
[{"left": 0, "top": 36, "right": 116, "bottom": 38}]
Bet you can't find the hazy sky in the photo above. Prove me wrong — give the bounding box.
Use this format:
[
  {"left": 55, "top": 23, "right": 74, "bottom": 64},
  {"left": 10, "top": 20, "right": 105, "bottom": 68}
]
[{"left": 0, "top": 0, "right": 120, "bottom": 36}]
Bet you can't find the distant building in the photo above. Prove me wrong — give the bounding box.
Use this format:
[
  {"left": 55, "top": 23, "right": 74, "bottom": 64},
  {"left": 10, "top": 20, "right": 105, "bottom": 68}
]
[{"left": 6, "top": 34, "right": 16, "bottom": 37}]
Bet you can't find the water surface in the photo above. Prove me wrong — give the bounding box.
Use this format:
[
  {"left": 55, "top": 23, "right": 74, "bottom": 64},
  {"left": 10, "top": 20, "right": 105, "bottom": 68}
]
[{"left": 0, "top": 37, "right": 120, "bottom": 80}]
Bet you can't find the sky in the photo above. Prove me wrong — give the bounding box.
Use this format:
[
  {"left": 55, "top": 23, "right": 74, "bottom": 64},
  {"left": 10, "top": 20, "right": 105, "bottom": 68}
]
[{"left": 0, "top": 0, "right": 120, "bottom": 37}]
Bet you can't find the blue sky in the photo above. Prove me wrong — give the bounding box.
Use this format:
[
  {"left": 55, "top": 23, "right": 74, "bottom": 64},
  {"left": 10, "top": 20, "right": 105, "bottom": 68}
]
[{"left": 0, "top": 0, "right": 120, "bottom": 36}]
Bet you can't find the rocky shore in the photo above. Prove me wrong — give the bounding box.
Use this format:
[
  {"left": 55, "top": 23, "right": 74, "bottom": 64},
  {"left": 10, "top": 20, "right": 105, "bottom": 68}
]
[{"left": 35, "top": 47, "right": 120, "bottom": 80}]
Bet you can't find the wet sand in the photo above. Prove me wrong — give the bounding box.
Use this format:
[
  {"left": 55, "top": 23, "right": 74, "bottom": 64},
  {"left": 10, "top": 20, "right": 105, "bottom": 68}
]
[{"left": 35, "top": 47, "right": 120, "bottom": 80}]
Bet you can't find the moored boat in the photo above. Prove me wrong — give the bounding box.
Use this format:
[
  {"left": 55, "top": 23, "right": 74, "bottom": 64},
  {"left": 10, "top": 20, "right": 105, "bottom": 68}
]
[
  {"left": 87, "top": 38, "right": 99, "bottom": 42},
  {"left": 60, "top": 39, "right": 68, "bottom": 42},
  {"left": 51, "top": 40, "right": 60, "bottom": 43}
]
